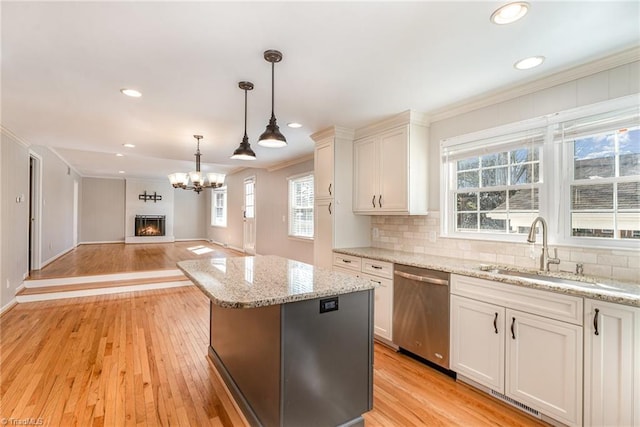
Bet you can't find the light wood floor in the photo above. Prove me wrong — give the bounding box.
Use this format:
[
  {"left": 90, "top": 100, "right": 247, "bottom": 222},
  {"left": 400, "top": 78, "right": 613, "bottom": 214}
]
[
  {"left": 1, "top": 287, "right": 547, "bottom": 426},
  {"left": 28, "top": 241, "right": 243, "bottom": 280}
]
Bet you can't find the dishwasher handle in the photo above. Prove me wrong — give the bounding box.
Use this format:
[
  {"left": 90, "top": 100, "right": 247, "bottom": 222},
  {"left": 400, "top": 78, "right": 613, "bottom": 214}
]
[{"left": 394, "top": 270, "right": 449, "bottom": 286}]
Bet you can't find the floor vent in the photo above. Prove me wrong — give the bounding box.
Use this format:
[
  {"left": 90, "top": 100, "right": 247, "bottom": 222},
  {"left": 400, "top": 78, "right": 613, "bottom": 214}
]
[{"left": 490, "top": 389, "right": 541, "bottom": 418}]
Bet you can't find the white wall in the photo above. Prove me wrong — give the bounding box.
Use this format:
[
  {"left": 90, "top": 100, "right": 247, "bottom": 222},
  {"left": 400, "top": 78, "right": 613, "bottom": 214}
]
[
  {"left": 80, "top": 177, "right": 125, "bottom": 243},
  {"left": 207, "top": 159, "right": 315, "bottom": 264},
  {"left": 1, "top": 131, "right": 29, "bottom": 310},
  {"left": 173, "top": 187, "right": 207, "bottom": 240},
  {"left": 29, "top": 146, "right": 82, "bottom": 267}
]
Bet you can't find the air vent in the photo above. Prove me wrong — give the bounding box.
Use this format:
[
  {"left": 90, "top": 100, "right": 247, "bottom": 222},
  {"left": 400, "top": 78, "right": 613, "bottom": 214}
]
[{"left": 490, "top": 389, "right": 541, "bottom": 418}]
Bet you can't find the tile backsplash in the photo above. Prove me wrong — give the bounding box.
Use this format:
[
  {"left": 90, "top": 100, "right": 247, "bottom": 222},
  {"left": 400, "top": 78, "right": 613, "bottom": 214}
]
[{"left": 371, "top": 213, "right": 640, "bottom": 283}]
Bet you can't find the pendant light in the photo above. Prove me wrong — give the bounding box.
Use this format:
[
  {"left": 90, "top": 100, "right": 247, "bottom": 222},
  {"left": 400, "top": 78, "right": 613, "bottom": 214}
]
[
  {"left": 231, "top": 81, "right": 257, "bottom": 160},
  {"left": 258, "top": 49, "right": 287, "bottom": 148},
  {"left": 168, "top": 135, "right": 225, "bottom": 193}
]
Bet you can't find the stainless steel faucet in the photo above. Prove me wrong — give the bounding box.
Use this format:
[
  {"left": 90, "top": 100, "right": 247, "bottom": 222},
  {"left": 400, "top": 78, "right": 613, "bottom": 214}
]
[{"left": 527, "top": 216, "right": 560, "bottom": 272}]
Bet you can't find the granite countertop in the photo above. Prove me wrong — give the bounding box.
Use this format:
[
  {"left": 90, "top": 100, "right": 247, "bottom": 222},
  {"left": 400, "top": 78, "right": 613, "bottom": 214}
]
[
  {"left": 334, "top": 247, "right": 640, "bottom": 307},
  {"left": 178, "top": 255, "right": 376, "bottom": 308}
]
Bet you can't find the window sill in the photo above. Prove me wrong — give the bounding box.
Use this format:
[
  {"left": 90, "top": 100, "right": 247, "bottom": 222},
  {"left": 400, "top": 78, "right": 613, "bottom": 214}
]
[
  {"left": 210, "top": 224, "right": 227, "bottom": 229},
  {"left": 288, "top": 236, "right": 314, "bottom": 243}
]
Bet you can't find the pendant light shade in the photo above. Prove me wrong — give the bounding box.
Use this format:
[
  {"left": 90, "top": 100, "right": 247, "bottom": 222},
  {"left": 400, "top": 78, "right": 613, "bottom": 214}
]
[
  {"left": 231, "top": 81, "right": 257, "bottom": 160},
  {"left": 258, "top": 49, "right": 287, "bottom": 148},
  {"left": 168, "top": 135, "right": 224, "bottom": 193}
]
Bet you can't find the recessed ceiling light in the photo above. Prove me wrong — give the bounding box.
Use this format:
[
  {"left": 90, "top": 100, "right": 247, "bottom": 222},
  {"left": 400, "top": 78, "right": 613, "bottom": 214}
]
[
  {"left": 287, "top": 122, "right": 303, "bottom": 129},
  {"left": 116, "top": 153, "right": 124, "bottom": 157},
  {"left": 491, "top": 2, "right": 529, "bottom": 25},
  {"left": 120, "top": 88, "right": 142, "bottom": 98},
  {"left": 514, "top": 56, "right": 545, "bottom": 70},
  {"left": 122, "top": 143, "right": 136, "bottom": 148},
  {"left": 118, "top": 170, "right": 125, "bottom": 174}
]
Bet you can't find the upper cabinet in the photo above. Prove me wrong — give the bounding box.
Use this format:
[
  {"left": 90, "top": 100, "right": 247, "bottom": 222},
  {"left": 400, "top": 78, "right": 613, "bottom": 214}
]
[
  {"left": 314, "top": 139, "right": 334, "bottom": 200},
  {"left": 353, "top": 110, "right": 429, "bottom": 215}
]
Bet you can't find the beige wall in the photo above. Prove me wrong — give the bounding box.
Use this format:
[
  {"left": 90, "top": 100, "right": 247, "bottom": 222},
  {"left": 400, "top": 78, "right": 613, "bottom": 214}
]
[
  {"left": 173, "top": 187, "right": 207, "bottom": 240},
  {"left": 80, "top": 177, "right": 125, "bottom": 243},
  {"left": 207, "top": 159, "right": 314, "bottom": 264}
]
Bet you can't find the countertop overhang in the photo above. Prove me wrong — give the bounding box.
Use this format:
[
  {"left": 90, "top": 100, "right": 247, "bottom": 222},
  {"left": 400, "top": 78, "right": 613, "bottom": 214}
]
[
  {"left": 334, "top": 247, "right": 640, "bottom": 307},
  {"left": 178, "top": 255, "right": 376, "bottom": 308}
]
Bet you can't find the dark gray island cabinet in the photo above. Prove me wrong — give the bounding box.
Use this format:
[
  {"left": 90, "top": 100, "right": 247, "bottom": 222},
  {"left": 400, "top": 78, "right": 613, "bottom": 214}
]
[{"left": 178, "top": 255, "right": 375, "bottom": 427}]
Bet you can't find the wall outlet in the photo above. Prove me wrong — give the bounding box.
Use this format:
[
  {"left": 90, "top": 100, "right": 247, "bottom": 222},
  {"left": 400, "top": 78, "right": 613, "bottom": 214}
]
[{"left": 6, "top": 279, "right": 10, "bottom": 289}]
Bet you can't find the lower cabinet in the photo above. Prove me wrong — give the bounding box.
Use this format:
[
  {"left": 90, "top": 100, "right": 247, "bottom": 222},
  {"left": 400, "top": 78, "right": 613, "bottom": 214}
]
[
  {"left": 333, "top": 253, "right": 394, "bottom": 343},
  {"left": 450, "top": 274, "right": 583, "bottom": 426},
  {"left": 584, "top": 298, "right": 640, "bottom": 427}
]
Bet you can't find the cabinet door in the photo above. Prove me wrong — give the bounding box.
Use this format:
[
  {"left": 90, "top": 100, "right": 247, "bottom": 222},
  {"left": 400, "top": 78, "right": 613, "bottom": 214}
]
[
  {"left": 584, "top": 299, "right": 639, "bottom": 427},
  {"left": 314, "top": 140, "right": 334, "bottom": 200},
  {"left": 506, "top": 309, "right": 582, "bottom": 426},
  {"left": 378, "top": 127, "right": 408, "bottom": 212},
  {"left": 313, "top": 199, "right": 333, "bottom": 269},
  {"left": 450, "top": 295, "right": 505, "bottom": 393},
  {"left": 361, "top": 273, "right": 393, "bottom": 341},
  {"left": 353, "top": 136, "right": 378, "bottom": 213}
]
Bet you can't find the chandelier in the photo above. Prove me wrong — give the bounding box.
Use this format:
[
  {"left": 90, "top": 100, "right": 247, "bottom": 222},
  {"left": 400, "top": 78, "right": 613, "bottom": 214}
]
[{"left": 168, "top": 135, "right": 225, "bottom": 193}]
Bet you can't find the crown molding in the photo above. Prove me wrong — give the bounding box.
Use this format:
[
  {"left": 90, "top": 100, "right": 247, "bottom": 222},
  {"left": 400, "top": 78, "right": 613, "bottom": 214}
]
[
  {"left": 354, "top": 109, "right": 430, "bottom": 140},
  {"left": 266, "top": 153, "right": 314, "bottom": 172},
  {"left": 0, "top": 125, "right": 31, "bottom": 148},
  {"left": 310, "top": 126, "right": 355, "bottom": 144},
  {"left": 429, "top": 46, "right": 640, "bottom": 123}
]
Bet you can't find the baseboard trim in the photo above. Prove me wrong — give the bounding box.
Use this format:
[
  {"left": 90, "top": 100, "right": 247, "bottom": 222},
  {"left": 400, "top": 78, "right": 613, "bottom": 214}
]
[
  {"left": 0, "top": 298, "right": 18, "bottom": 316},
  {"left": 41, "top": 245, "right": 75, "bottom": 269},
  {"left": 175, "top": 238, "right": 209, "bottom": 242},
  {"left": 78, "top": 240, "right": 124, "bottom": 245}
]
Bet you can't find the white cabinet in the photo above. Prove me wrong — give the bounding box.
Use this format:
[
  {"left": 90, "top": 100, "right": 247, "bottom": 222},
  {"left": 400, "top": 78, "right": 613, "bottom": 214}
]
[
  {"left": 584, "top": 299, "right": 640, "bottom": 427},
  {"left": 333, "top": 254, "right": 394, "bottom": 343},
  {"left": 450, "top": 295, "right": 504, "bottom": 392},
  {"left": 505, "top": 309, "right": 582, "bottom": 426},
  {"left": 352, "top": 110, "right": 428, "bottom": 215},
  {"left": 450, "top": 274, "right": 583, "bottom": 426},
  {"left": 311, "top": 128, "right": 370, "bottom": 269}
]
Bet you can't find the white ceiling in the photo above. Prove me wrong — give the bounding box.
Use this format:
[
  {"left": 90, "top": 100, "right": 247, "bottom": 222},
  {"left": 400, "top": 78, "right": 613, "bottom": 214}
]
[{"left": 2, "top": 1, "right": 639, "bottom": 179}]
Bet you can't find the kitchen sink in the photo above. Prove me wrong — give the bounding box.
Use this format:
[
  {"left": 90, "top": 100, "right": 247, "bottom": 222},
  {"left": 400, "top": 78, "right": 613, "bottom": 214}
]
[{"left": 477, "top": 265, "right": 625, "bottom": 292}]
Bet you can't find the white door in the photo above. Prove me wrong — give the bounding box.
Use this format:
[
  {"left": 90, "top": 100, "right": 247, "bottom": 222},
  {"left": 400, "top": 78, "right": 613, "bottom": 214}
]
[
  {"left": 584, "top": 299, "right": 639, "bottom": 427},
  {"left": 378, "top": 126, "right": 408, "bottom": 212},
  {"left": 505, "top": 309, "right": 582, "bottom": 426},
  {"left": 243, "top": 176, "right": 256, "bottom": 255},
  {"left": 313, "top": 199, "right": 333, "bottom": 268},
  {"left": 361, "top": 272, "right": 393, "bottom": 341},
  {"left": 353, "top": 136, "right": 378, "bottom": 212},
  {"left": 450, "top": 295, "right": 505, "bottom": 393},
  {"left": 314, "top": 139, "right": 334, "bottom": 200}
]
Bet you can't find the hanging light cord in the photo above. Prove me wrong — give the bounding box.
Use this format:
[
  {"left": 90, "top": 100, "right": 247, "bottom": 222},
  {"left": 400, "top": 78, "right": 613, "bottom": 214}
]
[
  {"left": 270, "top": 61, "right": 275, "bottom": 119},
  {"left": 244, "top": 87, "right": 249, "bottom": 139}
]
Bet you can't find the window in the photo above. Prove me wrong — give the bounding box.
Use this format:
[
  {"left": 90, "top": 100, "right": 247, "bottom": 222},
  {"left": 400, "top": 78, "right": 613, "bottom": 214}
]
[
  {"left": 288, "top": 173, "right": 314, "bottom": 239},
  {"left": 441, "top": 96, "right": 639, "bottom": 248},
  {"left": 211, "top": 187, "right": 227, "bottom": 227},
  {"left": 442, "top": 127, "right": 544, "bottom": 239},
  {"left": 561, "top": 108, "right": 640, "bottom": 241}
]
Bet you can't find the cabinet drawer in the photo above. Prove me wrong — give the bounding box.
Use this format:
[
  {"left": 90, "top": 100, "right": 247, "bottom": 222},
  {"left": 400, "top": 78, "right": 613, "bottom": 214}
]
[
  {"left": 332, "top": 253, "right": 361, "bottom": 272},
  {"left": 451, "top": 274, "right": 583, "bottom": 325},
  {"left": 362, "top": 258, "right": 393, "bottom": 279},
  {"left": 333, "top": 266, "right": 360, "bottom": 277}
]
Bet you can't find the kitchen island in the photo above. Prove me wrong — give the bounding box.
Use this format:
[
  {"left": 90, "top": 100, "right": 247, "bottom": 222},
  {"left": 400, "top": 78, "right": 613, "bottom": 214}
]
[{"left": 178, "top": 255, "right": 375, "bottom": 427}]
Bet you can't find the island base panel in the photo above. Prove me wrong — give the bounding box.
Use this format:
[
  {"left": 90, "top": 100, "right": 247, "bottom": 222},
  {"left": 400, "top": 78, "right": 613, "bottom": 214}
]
[{"left": 209, "top": 290, "right": 374, "bottom": 426}]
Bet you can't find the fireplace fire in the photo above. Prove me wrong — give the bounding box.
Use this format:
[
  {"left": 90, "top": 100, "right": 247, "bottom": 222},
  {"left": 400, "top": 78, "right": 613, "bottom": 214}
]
[{"left": 135, "top": 215, "right": 166, "bottom": 236}]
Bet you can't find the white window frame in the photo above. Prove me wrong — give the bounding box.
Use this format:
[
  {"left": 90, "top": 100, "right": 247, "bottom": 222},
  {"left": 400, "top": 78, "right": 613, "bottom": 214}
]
[
  {"left": 211, "top": 187, "right": 227, "bottom": 227},
  {"left": 287, "top": 172, "right": 314, "bottom": 240},
  {"left": 440, "top": 94, "right": 639, "bottom": 250}
]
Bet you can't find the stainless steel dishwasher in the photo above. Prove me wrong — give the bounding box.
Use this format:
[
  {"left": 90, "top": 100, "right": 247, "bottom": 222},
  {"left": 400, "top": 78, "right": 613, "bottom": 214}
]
[{"left": 393, "top": 264, "right": 450, "bottom": 369}]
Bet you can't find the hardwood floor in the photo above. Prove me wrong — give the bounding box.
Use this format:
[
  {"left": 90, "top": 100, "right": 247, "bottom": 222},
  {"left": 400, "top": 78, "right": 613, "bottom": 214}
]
[
  {"left": 1, "top": 286, "right": 547, "bottom": 426},
  {"left": 28, "top": 241, "right": 243, "bottom": 279}
]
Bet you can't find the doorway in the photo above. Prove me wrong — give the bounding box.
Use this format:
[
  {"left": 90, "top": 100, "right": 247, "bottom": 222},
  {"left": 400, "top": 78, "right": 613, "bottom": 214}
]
[
  {"left": 73, "top": 180, "right": 79, "bottom": 247},
  {"left": 243, "top": 176, "right": 256, "bottom": 255},
  {"left": 28, "top": 152, "right": 43, "bottom": 272}
]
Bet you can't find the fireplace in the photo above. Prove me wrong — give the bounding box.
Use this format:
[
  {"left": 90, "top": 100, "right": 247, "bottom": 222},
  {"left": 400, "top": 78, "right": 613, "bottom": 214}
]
[{"left": 135, "top": 215, "right": 166, "bottom": 236}]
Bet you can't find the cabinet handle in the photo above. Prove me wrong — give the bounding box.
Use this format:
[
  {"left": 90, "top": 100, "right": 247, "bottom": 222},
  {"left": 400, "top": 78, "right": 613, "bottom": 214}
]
[
  {"left": 342, "top": 259, "right": 352, "bottom": 264},
  {"left": 378, "top": 195, "right": 382, "bottom": 208},
  {"left": 371, "top": 265, "right": 383, "bottom": 270},
  {"left": 372, "top": 195, "right": 376, "bottom": 208},
  {"left": 371, "top": 280, "right": 381, "bottom": 285},
  {"left": 328, "top": 202, "right": 332, "bottom": 215},
  {"left": 594, "top": 308, "right": 600, "bottom": 336},
  {"left": 328, "top": 183, "right": 332, "bottom": 196},
  {"left": 493, "top": 312, "right": 498, "bottom": 334},
  {"left": 510, "top": 317, "right": 516, "bottom": 339}
]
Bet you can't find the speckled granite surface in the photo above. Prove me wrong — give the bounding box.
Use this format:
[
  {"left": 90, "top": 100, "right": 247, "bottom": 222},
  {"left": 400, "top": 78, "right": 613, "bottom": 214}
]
[
  {"left": 178, "top": 255, "right": 375, "bottom": 308},
  {"left": 334, "top": 247, "right": 640, "bottom": 307}
]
